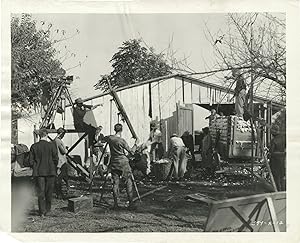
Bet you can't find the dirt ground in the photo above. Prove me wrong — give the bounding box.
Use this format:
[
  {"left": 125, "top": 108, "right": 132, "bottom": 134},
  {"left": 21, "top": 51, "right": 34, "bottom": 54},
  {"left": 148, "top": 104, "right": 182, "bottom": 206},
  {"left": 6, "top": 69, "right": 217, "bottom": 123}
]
[{"left": 12, "top": 168, "right": 270, "bottom": 233}]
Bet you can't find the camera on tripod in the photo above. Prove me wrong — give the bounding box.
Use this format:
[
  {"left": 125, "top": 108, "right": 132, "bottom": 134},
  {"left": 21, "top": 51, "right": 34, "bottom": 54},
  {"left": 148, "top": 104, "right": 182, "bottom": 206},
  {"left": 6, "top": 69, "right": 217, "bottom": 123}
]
[{"left": 61, "top": 75, "right": 74, "bottom": 85}]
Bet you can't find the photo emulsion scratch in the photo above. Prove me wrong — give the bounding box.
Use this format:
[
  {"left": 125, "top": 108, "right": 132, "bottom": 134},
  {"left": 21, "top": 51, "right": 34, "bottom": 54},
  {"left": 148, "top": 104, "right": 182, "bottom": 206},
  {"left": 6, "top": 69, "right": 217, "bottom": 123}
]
[{"left": 10, "top": 13, "right": 286, "bottom": 233}]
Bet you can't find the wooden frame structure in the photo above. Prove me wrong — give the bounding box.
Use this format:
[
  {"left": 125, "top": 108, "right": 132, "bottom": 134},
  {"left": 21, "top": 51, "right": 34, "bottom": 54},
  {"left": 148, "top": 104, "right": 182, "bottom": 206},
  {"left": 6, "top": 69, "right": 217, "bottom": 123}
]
[{"left": 204, "top": 191, "right": 286, "bottom": 232}]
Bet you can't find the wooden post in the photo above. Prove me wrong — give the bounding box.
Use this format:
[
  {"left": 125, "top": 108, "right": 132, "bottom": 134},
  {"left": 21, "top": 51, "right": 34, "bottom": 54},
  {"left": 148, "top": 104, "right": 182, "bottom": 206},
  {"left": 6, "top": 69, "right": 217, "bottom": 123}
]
[
  {"left": 266, "top": 197, "right": 280, "bottom": 232},
  {"left": 110, "top": 99, "right": 113, "bottom": 135},
  {"left": 250, "top": 22, "right": 255, "bottom": 182},
  {"left": 33, "top": 125, "right": 38, "bottom": 143},
  {"left": 89, "top": 143, "right": 94, "bottom": 192}
]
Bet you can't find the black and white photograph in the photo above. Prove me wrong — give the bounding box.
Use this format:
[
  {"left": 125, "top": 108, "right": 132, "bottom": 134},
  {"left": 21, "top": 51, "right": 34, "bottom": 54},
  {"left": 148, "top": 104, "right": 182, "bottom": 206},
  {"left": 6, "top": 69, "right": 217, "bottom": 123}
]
[{"left": 1, "top": 0, "right": 299, "bottom": 240}]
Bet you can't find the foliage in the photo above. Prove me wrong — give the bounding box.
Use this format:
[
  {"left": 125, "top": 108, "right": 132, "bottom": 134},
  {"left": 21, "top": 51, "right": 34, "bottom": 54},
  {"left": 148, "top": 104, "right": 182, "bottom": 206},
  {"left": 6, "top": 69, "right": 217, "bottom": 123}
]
[
  {"left": 94, "top": 39, "right": 172, "bottom": 91},
  {"left": 11, "top": 14, "right": 66, "bottom": 117}
]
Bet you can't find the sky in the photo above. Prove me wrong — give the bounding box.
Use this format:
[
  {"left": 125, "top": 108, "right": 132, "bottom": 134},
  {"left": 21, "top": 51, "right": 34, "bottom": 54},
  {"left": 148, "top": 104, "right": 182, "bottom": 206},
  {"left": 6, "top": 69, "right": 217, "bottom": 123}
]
[{"left": 31, "top": 13, "right": 231, "bottom": 99}]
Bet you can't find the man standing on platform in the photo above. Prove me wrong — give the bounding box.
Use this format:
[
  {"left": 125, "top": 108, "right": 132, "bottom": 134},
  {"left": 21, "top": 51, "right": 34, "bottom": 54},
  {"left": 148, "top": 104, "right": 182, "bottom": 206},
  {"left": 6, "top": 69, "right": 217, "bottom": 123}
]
[
  {"left": 72, "top": 97, "right": 101, "bottom": 164},
  {"left": 29, "top": 128, "right": 58, "bottom": 217},
  {"left": 232, "top": 69, "right": 247, "bottom": 117},
  {"left": 72, "top": 98, "right": 101, "bottom": 133},
  {"left": 104, "top": 123, "right": 139, "bottom": 210}
]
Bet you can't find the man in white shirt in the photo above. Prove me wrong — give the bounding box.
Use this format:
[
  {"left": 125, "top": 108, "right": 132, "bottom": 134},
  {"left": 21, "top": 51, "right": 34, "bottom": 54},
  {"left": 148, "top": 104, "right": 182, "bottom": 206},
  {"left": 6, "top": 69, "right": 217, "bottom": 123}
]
[
  {"left": 54, "top": 127, "right": 69, "bottom": 199},
  {"left": 169, "top": 134, "right": 187, "bottom": 181},
  {"left": 148, "top": 122, "right": 164, "bottom": 161}
]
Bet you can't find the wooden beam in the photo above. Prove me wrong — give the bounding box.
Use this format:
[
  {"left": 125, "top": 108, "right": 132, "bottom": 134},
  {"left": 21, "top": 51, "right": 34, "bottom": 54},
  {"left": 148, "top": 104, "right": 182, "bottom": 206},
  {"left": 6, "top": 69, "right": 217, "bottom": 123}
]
[
  {"left": 266, "top": 197, "right": 280, "bottom": 232},
  {"left": 34, "top": 129, "right": 87, "bottom": 134},
  {"left": 132, "top": 186, "right": 167, "bottom": 202},
  {"left": 66, "top": 132, "right": 88, "bottom": 155},
  {"left": 108, "top": 84, "right": 138, "bottom": 139}
]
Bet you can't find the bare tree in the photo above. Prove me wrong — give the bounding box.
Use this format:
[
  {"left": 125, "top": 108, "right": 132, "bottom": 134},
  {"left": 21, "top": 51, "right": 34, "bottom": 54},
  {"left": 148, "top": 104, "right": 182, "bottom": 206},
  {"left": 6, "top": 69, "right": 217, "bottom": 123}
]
[{"left": 204, "top": 13, "right": 286, "bottom": 103}]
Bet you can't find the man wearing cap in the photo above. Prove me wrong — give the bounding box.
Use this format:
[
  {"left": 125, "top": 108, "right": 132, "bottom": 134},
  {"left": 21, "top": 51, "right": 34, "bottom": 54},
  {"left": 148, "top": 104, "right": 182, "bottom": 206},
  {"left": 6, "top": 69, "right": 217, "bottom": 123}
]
[
  {"left": 270, "top": 125, "right": 286, "bottom": 191},
  {"left": 104, "top": 123, "right": 139, "bottom": 210},
  {"left": 29, "top": 128, "right": 58, "bottom": 217},
  {"left": 73, "top": 97, "right": 101, "bottom": 132},
  {"left": 169, "top": 134, "right": 187, "bottom": 181},
  {"left": 73, "top": 97, "right": 101, "bottom": 164},
  {"left": 54, "top": 127, "right": 69, "bottom": 199}
]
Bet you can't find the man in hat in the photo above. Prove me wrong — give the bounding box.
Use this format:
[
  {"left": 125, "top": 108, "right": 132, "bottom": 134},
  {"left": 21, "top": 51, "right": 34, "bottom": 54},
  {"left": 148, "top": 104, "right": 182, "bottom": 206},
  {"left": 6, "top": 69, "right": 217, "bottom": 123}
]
[
  {"left": 169, "top": 134, "right": 187, "bottom": 181},
  {"left": 269, "top": 124, "right": 286, "bottom": 191},
  {"left": 54, "top": 127, "right": 69, "bottom": 199},
  {"left": 73, "top": 97, "right": 101, "bottom": 132},
  {"left": 73, "top": 97, "right": 101, "bottom": 164},
  {"left": 148, "top": 121, "right": 164, "bottom": 161},
  {"left": 29, "top": 128, "right": 58, "bottom": 217},
  {"left": 104, "top": 123, "right": 139, "bottom": 210}
]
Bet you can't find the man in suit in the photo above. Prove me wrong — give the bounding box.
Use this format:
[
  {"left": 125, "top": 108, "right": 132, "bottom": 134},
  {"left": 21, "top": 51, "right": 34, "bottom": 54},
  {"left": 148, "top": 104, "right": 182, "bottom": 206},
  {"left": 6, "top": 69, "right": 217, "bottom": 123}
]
[{"left": 29, "top": 128, "right": 58, "bottom": 217}]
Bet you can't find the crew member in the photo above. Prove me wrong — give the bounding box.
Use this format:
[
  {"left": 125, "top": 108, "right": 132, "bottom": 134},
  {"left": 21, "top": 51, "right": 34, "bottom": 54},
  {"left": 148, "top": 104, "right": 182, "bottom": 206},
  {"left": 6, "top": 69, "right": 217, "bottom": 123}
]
[
  {"left": 54, "top": 127, "right": 69, "bottom": 199},
  {"left": 232, "top": 69, "right": 247, "bottom": 117},
  {"left": 205, "top": 109, "right": 219, "bottom": 126},
  {"left": 93, "top": 126, "right": 106, "bottom": 176},
  {"left": 104, "top": 123, "right": 139, "bottom": 210},
  {"left": 269, "top": 125, "right": 286, "bottom": 191},
  {"left": 202, "top": 127, "right": 213, "bottom": 170},
  {"left": 181, "top": 131, "right": 195, "bottom": 169},
  {"left": 169, "top": 134, "right": 187, "bottom": 181},
  {"left": 29, "top": 128, "right": 58, "bottom": 217},
  {"left": 73, "top": 98, "right": 101, "bottom": 131},
  {"left": 72, "top": 97, "right": 101, "bottom": 163},
  {"left": 148, "top": 121, "right": 164, "bottom": 161}
]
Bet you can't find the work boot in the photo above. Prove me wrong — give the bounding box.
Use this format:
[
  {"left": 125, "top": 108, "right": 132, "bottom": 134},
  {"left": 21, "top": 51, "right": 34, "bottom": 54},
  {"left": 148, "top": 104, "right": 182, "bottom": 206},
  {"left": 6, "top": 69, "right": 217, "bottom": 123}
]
[{"left": 127, "top": 202, "right": 137, "bottom": 211}]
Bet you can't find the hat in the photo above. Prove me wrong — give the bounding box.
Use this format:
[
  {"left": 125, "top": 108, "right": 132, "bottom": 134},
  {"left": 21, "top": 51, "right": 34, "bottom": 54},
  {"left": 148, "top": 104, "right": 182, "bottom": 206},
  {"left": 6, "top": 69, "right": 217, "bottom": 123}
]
[
  {"left": 171, "top": 133, "right": 178, "bottom": 138},
  {"left": 75, "top": 98, "right": 83, "bottom": 104},
  {"left": 57, "top": 127, "right": 66, "bottom": 134},
  {"left": 150, "top": 121, "right": 157, "bottom": 128}
]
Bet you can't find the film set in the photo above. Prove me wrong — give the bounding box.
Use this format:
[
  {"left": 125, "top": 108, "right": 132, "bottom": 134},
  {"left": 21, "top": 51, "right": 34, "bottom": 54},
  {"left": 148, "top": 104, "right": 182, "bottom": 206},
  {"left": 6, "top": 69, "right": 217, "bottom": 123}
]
[{"left": 11, "top": 13, "right": 286, "bottom": 233}]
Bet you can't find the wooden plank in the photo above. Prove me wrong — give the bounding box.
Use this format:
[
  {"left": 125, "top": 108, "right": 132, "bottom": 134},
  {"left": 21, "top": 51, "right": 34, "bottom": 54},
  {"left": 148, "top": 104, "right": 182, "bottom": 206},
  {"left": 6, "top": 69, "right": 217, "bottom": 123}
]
[
  {"left": 266, "top": 197, "right": 280, "bottom": 232},
  {"left": 230, "top": 206, "right": 254, "bottom": 232},
  {"left": 204, "top": 192, "right": 286, "bottom": 232},
  {"left": 66, "top": 132, "right": 88, "bottom": 155},
  {"left": 185, "top": 193, "right": 217, "bottom": 204},
  {"left": 211, "top": 191, "right": 285, "bottom": 207},
  {"left": 132, "top": 186, "right": 167, "bottom": 202},
  {"left": 34, "top": 129, "right": 87, "bottom": 134},
  {"left": 110, "top": 89, "right": 138, "bottom": 139}
]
